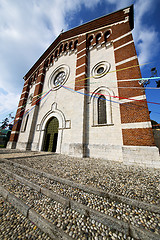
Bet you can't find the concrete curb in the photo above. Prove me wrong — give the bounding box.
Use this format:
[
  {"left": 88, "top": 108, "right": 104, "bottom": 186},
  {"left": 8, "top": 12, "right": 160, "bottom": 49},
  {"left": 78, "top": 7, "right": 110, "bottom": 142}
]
[
  {"left": 0, "top": 185, "right": 30, "bottom": 217},
  {"left": 0, "top": 184, "right": 72, "bottom": 240},
  {"left": 130, "top": 225, "right": 160, "bottom": 240},
  {"left": 0, "top": 166, "right": 160, "bottom": 240},
  {"left": 0, "top": 166, "right": 69, "bottom": 208},
  {"left": 70, "top": 200, "right": 129, "bottom": 234},
  {"left": 28, "top": 208, "right": 71, "bottom": 240},
  {"left": 6, "top": 153, "right": 55, "bottom": 159},
  {"left": 1, "top": 157, "right": 159, "bottom": 214}
]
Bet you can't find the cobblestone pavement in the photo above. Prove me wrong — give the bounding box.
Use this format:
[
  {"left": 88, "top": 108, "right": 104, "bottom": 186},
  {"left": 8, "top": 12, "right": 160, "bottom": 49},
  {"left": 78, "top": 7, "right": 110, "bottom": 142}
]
[
  {"left": 0, "top": 168, "right": 134, "bottom": 239},
  {"left": 0, "top": 196, "right": 51, "bottom": 240},
  {"left": 4, "top": 151, "right": 159, "bottom": 205},
  {"left": 0, "top": 149, "right": 160, "bottom": 239},
  {"left": 0, "top": 163, "right": 160, "bottom": 235}
]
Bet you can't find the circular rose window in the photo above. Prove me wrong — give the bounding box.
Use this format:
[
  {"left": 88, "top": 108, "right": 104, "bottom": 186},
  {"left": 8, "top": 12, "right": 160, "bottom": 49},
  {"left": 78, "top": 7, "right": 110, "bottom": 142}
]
[
  {"left": 49, "top": 64, "right": 70, "bottom": 90},
  {"left": 91, "top": 61, "right": 111, "bottom": 79},
  {"left": 54, "top": 71, "right": 66, "bottom": 86}
]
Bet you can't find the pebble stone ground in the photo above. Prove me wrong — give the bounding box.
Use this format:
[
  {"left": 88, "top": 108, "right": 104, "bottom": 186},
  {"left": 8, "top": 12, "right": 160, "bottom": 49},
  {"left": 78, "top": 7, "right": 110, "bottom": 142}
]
[
  {"left": 5, "top": 152, "right": 159, "bottom": 205},
  {"left": 0, "top": 149, "right": 160, "bottom": 239},
  {"left": 0, "top": 163, "right": 160, "bottom": 235},
  {"left": 0, "top": 195, "right": 51, "bottom": 240}
]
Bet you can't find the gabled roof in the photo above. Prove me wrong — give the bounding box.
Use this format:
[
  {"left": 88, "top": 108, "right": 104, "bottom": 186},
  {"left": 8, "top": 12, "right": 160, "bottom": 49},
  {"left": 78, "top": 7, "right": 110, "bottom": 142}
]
[{"left": 24, "top": 4, "right": 134, "bottom": 80}]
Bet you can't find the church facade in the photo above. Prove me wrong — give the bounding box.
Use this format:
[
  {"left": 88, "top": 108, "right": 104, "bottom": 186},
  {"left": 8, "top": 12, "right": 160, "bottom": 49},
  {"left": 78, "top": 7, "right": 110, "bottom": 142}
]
[{"left": 8, "top": 5, "right": 160, "bottom": 167}]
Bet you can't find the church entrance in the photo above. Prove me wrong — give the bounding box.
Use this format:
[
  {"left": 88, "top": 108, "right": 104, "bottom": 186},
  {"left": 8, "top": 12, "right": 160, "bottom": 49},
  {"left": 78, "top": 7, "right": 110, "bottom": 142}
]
[{"left": 43, "top": 117, "right": 59, "bottom": 152}]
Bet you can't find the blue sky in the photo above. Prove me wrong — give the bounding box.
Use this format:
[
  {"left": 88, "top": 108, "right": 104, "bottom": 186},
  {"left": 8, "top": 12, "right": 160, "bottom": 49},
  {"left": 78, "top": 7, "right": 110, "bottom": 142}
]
[{"left": 0, "top": 0, "right": 160, "bottom": 125}]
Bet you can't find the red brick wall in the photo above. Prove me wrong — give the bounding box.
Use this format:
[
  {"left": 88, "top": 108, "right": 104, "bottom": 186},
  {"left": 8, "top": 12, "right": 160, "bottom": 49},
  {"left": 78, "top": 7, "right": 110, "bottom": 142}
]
[
  {"left": 113, "top": 21, "right": 155, "bottom": 146},
  {"left": 122, "top": 128, "right": 155, "bottom": 146},
  {"left": 120, "top": 101, "right": 150, "bottom": 123}
]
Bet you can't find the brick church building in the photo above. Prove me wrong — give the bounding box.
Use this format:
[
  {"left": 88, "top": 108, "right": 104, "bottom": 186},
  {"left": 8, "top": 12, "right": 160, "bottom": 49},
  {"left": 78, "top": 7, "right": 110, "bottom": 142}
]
[{"left": 8, "top": 5, "right": 160, "bottom": 167}]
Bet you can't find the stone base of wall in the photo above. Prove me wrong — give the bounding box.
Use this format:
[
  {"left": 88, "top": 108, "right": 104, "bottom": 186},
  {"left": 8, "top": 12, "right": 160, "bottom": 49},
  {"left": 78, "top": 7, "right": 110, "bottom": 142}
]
[
  {"left": 7, "top": 141, "right": 17, "bottom": 149},
  {"left": 122, "top": 146, "right": 160, "bottom": 168},
  {"left": 89, "top": 144, "right": 123, "bottom": 162},
  {"left": 64, "top": 143, "right": 160, "bottom": 168},
  {"left": 8, "top": 140, "right": 160, "bottom": 169},
  {"left": 31, "top": 142, "right": 39, "bottom": 151},
  {"left": 68, "top": 143, "right": 84, "bottom": 158},
  {"left": 15, "top": 142, "right": 28, "bottom": 150}
]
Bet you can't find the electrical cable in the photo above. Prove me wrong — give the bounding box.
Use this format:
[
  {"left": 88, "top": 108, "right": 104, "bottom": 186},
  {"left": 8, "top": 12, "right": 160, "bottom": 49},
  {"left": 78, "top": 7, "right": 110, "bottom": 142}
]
[{"left": 61, "top": 85, "right": 160, "bottom": 115}]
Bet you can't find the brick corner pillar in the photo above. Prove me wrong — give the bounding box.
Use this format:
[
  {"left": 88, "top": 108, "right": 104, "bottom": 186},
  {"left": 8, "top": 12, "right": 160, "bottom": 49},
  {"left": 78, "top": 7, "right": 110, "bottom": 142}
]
[
  {"left": 31, "top": 61, "right": 46, "bottom": 107},
  {"left": 112, "top": 20, "right": 155, "bottom": 147},
  {"left": 75, "top": 34, "right": 88, "bottom": 91},
  {"left": 26, "top": 62, "right": 46, "bottom": 150},
  {"left": 7, "top": 78, "right": 31, "bottom": 149}
]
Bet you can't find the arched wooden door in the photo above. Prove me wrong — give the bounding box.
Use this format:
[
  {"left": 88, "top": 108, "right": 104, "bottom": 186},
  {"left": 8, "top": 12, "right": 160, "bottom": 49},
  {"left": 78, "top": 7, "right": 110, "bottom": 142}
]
[{"left": 43, "top": 117, "right": 59, "bottom": 152}]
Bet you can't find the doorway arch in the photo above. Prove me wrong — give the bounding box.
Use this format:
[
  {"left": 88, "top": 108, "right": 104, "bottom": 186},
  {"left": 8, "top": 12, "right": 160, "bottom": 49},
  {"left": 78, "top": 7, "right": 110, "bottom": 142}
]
[
  {"left": 43, "top": 117, "right": 59, "bottom": 152},
  {"left": 39, "top": 103, "right": 66, "bottom": 153}
]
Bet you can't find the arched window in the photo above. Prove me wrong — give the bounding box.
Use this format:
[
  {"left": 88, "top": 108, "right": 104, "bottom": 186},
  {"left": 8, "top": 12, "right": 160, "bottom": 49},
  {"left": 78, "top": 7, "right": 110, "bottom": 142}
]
[
  {"left": 98, "top": 95, "right": 106, "bottom": 124},
  {"left": 104, "top": 31, "right": 110, "bottom": 42},
  {"left": 96, "top": 33, "right": 101, "bottom": 44},
  {"left": 74, "top": 40, "right": 78, "bottom": 50},
  {"left": 64, "top": 43, "right": 68, "bottom": 52},
  {"left": 91, "top": 87, "right": 113, "bottom": 126},
  {"left": 69, "top": 41, "right": 73, "bottom": 50},
  {"left": 59, "top": 44, "right": 63, "bottom": 54},
  {"left": 88, "top": 35, "right": 93, "bottom": 47}
]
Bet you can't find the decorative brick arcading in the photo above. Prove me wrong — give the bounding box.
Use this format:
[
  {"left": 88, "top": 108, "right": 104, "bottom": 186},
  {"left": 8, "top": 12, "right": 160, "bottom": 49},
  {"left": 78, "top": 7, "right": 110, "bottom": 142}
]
[
  {"left": 113, "top": 21, "right": 155, "bottom": 146},
  {"left": 75, "top": 35, "right": 88, "bottom": 91}
]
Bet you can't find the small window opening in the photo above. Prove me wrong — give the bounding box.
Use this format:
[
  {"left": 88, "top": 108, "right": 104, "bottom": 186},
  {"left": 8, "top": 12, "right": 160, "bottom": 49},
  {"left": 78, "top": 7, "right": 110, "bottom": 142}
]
[
  {"left": 24, "top": 114, "right": 29, "bottom": 132},
  {"left": 104, "top": 31, "right": 110, "bottom": 42},
  {"left": 45, "top": 59, "right": 49, "bottom": 68},
  {"left": 96, "top": 33, "right": 101, "bottom": 44},
  {"left": 59, "top": 44, "right": 63, "bottom": 54},
  {"left": 97, "top": 67, "right": 104, "bottom": 74},
  {"left": 55, "top": 50, "right": 58, "bottom": 58},
  {"left": 69, "top": 41, "right": 73, "bottom": 50},
  {"left": 88, "top": 35, "right": 93, "bottom": 47},
  {"left": 74, "top": 40, "right": 78, "bottom": 50},
  {"left": 50, "top": 55, "right": 53, "bottom": 64},
  {"left": 64, "top": 43, "right": 68, "bottom": 52}
]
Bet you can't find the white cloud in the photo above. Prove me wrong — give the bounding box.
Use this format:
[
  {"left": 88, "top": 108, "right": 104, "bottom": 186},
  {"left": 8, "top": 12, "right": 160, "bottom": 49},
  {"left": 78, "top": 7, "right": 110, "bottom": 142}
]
[
  {"left": 105, "top": 0, "right": 131, "bottom": 10},
  {"left": 133, "top": 0, "right": 160, "bottom": 64},
  {"left": 104, "top": 0, "right": 160, "bottom": 65},
  {"left": 136, "top": 29, "right": 159, "bottom": 64},
  {"left": 0, "top": 92, "right": 20, "bottom": 117},
  {"left": 0, "top": 0, "right": 104, "bottom": 121}
]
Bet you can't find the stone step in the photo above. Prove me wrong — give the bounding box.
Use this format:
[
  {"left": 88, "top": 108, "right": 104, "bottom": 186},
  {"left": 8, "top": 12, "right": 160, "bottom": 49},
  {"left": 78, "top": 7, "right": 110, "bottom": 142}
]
[
  {"left": 0, "top": 164, "right": 160, "bottom": 239},
  {"left": 0, "top": 172, "right": 131, "bottom": 240},
  {"left": 0, "top": 189, "right": 72, "bottom": 240},
  {"left": 0, "top": 158, "right": 159, "bottom": 214},
  {"left": 0, "top": 195, "right": 51, "bottom": 240},
  {"left": 1, "top": 150, "right": 159, "bottom": 206}
]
